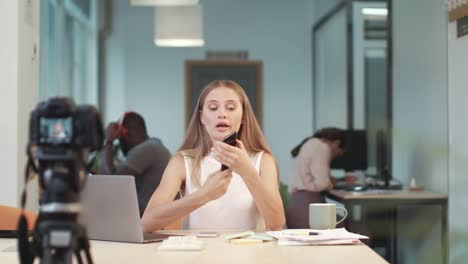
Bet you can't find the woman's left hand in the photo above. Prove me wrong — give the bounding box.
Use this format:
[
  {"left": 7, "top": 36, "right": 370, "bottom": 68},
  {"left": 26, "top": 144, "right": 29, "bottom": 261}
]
[{"left": 212, "top": 140, "right": 256, "bottom": 177}]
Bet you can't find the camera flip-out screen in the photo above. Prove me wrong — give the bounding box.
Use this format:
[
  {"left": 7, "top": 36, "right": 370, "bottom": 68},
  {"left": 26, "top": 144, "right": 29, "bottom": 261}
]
[{"left": 40, "top": 117, "right": 73, "bottom": 144}]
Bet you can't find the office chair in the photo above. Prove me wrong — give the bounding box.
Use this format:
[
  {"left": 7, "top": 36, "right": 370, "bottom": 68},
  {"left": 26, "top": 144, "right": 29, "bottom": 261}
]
[{"left": 0, "top": 205, "right": 37, "bottom": 230}]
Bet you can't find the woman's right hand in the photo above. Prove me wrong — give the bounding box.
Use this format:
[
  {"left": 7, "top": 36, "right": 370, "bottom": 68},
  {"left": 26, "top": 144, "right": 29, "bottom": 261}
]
[{"left": 199, "top": 169, "right": 233, "bottom": 202}]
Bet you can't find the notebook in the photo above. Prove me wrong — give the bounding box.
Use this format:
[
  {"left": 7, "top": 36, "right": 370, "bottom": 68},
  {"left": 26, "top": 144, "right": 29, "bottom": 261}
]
[{"left": 78, "top": 175, "right": 171, "bottom": 243}]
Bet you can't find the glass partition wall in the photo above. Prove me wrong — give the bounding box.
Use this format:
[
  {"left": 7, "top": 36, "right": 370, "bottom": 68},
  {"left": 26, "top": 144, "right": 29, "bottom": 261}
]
[
  {"left": 312, "top": 0, "right": 391, "bottom": 180},
  {"left": 39, "top": 0, "right": 99, "bottom": 105}
]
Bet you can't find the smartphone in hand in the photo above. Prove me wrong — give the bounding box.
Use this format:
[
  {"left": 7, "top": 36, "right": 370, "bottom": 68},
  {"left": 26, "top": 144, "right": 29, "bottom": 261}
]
[{"left": 221, "top": 131, "right": 237, "bottom": 171}]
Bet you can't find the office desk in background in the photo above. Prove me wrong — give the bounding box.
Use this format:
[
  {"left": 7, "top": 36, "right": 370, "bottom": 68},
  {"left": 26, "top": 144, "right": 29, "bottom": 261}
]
[
  {"left": 1, "top": 231, "right": 388, "bottom": 264},
  {"left": 326, "top": 189, "right": 448, "bottom": 264}
]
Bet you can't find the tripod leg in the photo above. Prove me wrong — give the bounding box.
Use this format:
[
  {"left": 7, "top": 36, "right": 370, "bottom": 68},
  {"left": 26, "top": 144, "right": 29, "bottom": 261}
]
[
  {"left": 63, "top": 249, "right": 73, "bottom": 264},
  {"left": 79, "top": 230, "right": 93, "bottom": 264},
  {"left": 75, "top": 250, "right": 84, "bottom": 264},
  {"left": 83, "top": 247, "right": 93, "bottom": 264},
  {"left": 76, "top": 236, "right": 92, "bottom": 264},
  {"left": 42, "top": 247, "right": 52, "bottom": 264}
]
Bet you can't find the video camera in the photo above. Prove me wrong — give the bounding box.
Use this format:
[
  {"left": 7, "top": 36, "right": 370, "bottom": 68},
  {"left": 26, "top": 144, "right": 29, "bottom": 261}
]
[
  {"left": 30, "top": 97, "right": 103, "bottom": 148},
  {"left": 18, "top": 97, "right": 103, "bottom": 264}
]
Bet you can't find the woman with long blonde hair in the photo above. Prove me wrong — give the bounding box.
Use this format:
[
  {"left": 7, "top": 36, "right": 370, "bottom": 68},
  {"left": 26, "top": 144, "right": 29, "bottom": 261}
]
[{"left": 141, "top": 80, "right": 285, "bottom": 232}]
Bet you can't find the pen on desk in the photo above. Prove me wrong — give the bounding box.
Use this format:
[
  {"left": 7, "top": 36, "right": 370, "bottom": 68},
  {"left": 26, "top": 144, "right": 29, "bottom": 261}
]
[{"left": 283, "top": 230, "right": 320, "bottom": 236}]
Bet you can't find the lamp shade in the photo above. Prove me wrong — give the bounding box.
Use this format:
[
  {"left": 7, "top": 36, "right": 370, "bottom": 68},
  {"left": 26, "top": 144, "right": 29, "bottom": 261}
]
[{"left": 154, "top": 5, "right": 204, "bottom": 47}]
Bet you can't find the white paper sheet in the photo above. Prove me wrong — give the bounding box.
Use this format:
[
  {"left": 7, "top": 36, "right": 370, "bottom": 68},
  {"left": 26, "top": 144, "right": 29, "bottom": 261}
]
[{"left": 267, "top": 228, "right": 368, "bottom": 246}]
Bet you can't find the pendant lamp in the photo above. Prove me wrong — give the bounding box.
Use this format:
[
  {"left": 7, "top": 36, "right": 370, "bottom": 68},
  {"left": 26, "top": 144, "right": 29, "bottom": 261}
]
[{"left": 154, "top": 5, "right": 204, "bottom": 47}]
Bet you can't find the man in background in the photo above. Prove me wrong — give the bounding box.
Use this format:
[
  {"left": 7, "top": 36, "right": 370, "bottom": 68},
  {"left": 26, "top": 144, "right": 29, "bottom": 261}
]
[{"left": 100, "top": 112, "right": 171, "bottom": 216}]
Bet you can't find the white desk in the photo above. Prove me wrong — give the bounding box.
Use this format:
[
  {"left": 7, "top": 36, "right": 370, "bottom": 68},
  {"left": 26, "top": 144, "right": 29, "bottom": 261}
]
[{"left": 1, "top": 231, "right": 388, "bottom": 264}]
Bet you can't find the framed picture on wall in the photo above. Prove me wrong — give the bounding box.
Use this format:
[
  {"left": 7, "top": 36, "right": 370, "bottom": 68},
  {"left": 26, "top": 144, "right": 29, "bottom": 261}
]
[{"left": 185, "top": 60, "right": 263, "bottom": 128}]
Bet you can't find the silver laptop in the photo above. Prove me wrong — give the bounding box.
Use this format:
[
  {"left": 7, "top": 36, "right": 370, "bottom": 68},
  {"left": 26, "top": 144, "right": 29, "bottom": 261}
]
[{"left": 79, "top": 175, "right": 171, "bottom": 243}]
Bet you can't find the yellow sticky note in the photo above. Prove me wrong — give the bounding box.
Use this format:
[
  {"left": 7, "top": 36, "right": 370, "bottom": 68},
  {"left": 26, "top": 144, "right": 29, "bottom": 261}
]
[{"left": 225, "top": 231, "right": 255, "bottom": 240}]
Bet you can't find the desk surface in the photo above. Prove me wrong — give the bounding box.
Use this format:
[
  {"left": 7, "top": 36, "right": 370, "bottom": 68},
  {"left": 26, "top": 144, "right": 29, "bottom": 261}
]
[
  {"left": 1, "top": 231, "right": 388, "bottom": 264},
  {"left": 328, "top": 189, "right": 447, "bottom": 200},
  {"left": 328, "top": 189, "right": 448, "bottom": 264}
]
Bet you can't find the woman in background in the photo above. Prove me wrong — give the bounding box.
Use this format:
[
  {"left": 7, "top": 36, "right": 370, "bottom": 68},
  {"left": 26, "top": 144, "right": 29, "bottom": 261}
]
[
  {"left": 286, "top": 127, "right": 345, "bottom": 228},
  {"left": 141, "top": 80, "right": 285, "bottom": 232}
]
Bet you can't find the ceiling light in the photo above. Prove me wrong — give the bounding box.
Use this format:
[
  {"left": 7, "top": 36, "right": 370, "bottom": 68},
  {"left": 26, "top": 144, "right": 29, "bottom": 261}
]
[
  {"left": 361, "top": 8, "right": 388, "bottom": 16},
  {"left": 154, "top": 5, "right": 204, "bottom": 47}
]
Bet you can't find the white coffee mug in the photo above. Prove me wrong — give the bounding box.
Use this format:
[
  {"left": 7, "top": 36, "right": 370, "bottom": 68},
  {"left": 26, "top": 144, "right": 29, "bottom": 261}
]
[{"left": 309, "top": 203, "right": 348, "bottom": 229}]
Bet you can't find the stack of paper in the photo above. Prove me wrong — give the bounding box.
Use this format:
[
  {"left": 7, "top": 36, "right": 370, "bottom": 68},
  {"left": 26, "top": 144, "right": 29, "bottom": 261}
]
[{"left": 266, "top": 228, "right": 369, "bottom": 246}]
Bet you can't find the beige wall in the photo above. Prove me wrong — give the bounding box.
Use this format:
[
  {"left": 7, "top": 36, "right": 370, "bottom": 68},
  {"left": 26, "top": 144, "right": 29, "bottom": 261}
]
[{"left": 0, "top": 0, "right": 40, "bottom": 208}]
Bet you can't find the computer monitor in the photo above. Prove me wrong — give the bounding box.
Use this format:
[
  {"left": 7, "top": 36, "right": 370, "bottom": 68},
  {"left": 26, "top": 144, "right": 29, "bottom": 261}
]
[{"left": 331, "top": 130, "right": 368, "bottom": 172}]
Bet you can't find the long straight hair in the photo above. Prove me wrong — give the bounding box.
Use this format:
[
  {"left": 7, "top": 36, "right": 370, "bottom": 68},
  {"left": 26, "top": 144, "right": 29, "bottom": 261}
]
[{"left": 179, "top": 80, "right": 273, "bottom": 187}]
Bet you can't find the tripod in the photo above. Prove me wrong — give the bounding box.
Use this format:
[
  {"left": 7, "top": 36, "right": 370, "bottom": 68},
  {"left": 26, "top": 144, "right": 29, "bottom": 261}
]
[
  {"left": 32, "top": 216, "right": 93, "bottom": 264},
  {"left": 18, "top": 212, "right": 93, "bottom": 264},
  {"left": 18, "top": 166, "right": 94, "bottom": 264},
  {"left": 19, "top": 96, "right": 104, "bottom": 264}
]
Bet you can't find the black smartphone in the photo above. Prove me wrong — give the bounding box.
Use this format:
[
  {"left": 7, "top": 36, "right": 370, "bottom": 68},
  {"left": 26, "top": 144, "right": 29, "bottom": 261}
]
[{"left": 221, "top": 131, "right": 237, "bottom": 171}]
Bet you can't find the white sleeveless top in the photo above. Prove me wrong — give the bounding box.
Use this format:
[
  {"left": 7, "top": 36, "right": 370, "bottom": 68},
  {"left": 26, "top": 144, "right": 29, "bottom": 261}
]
[{"left": 182, "top": 151, "right": 265, "bottom": 230}]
